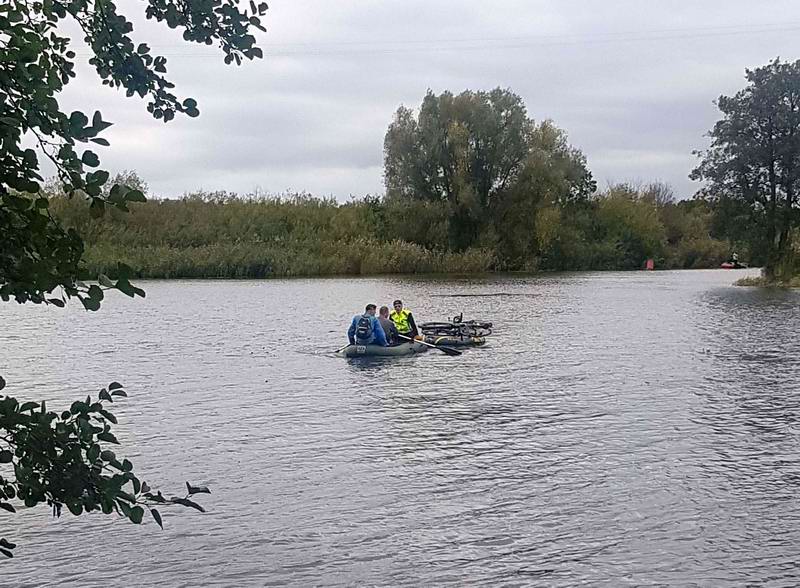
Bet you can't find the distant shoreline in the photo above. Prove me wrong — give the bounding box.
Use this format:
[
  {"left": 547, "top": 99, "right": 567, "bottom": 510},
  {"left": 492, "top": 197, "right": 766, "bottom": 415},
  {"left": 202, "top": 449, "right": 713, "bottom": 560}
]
[{"left": 83, "top": 267, "right": 759, "bottom": 282}]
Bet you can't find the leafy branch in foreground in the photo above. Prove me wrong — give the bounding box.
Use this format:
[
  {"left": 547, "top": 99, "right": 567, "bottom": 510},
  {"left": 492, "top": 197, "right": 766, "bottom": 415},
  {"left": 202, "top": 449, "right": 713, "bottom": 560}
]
[
  {"left": 0, "top": 376, "right": 209, "bottom": 558},
  {"left": 1, "top": 0, "right": 267, "bottom": 309},
  {"left": 1, "top": 0, "right": 264, "bottom": 562}
]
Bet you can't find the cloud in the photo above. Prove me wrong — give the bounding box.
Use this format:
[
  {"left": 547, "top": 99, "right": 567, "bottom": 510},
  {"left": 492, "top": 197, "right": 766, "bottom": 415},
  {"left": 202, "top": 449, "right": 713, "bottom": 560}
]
[{"left": 50, "top": 0, "right": 800, "bottom": 200}]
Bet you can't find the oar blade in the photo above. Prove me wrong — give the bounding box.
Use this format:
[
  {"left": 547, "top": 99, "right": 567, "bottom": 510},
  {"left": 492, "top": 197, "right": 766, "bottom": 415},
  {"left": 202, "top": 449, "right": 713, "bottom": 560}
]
[
  {"left": 397, "top": 334, "right": 461, "bottom": 356},
  {"left": 439, "top": 345, "right": 462, "bottom": 356}
]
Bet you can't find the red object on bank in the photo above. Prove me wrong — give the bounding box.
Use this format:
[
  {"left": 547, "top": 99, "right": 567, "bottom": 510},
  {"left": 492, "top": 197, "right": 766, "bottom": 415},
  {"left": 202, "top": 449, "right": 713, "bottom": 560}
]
[{"left": 645, "top": 258, "right": 654, "bottom": 270}]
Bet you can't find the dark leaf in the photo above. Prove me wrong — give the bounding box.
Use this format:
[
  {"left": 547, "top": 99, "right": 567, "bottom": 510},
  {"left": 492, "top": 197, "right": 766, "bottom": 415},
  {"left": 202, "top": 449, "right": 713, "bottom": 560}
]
[
  {"left": 81, "top": 150, "right": 100, "bottom": 167},
  {"left": 117, "top": 491, "right": 136, "bottom": 503},
  {"left": 92, "top": 111, "right": 112, "bottom": 132},
  {"left": 18, "top": 402, "right": 39, "bottom": 413},
  {"left": 116, "top": 279, "right": 136, "bottom": 297},
  {"left": 117, "top": 500, "right": 132, "bottom": 518},
  {"left": 186, "top": 482, "right": 211, "bottom": 495},
  {"left": 150, "top": 508, "right": 163, "bottom": 529},
  {"left": 144, "top": 491, "right": 166, "bottom": 503},
  {"left": 170, "top": 497, "right": 206, "bottom": 512},
  {"left": 80, "top": 297, "right": 101, "bottom": 312},
  {"left": 129, "top": 505, "right": 144, "bottom": 524},
  {"left": 100, "top": 450, "right": 116, "bottom": 462},
  {"left": 88, "top": 284, "right": 104, "bottom": 301},
  {"left": 67, "top": 502, "right": 82, "bottom": 516},
  {"left": 99, "top": 409, "right": 117, "bottom": 424},
  {"left": 98, "top": 432, "right": 119, "bottom": 444},
  {"left": 90, "top": 170, "right": 110, "bottom": 185}
]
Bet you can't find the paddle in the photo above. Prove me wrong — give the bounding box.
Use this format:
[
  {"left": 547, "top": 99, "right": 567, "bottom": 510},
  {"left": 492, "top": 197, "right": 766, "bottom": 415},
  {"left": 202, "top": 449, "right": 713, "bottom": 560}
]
[
  {"left": 334, "top": 343, "right": 352, "bottom": 353},
  {"left": 397, "top": 334, "right": 462, "bottom": 356}
]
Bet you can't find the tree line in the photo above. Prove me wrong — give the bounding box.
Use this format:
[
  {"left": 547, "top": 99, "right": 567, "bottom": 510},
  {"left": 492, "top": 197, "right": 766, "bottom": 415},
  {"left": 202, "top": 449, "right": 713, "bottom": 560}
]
[{"left": 49, "top": 83, "right": 791, "bottom": 280}]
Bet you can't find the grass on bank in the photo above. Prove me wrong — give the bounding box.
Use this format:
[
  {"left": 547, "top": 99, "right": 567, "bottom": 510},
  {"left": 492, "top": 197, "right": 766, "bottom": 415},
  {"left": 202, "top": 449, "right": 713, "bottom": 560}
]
[
  {"left": 48, "top": 186, "right": 739, "bottom": 279},
  {"left": 735, "top": 275, "right": 800, "bottom": 287}
]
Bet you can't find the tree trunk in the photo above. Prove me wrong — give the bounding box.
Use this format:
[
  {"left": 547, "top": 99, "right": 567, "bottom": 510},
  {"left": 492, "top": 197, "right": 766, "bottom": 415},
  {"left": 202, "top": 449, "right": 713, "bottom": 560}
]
[{"left": 765, "top": 161, "right": 779, "bottom": 280}]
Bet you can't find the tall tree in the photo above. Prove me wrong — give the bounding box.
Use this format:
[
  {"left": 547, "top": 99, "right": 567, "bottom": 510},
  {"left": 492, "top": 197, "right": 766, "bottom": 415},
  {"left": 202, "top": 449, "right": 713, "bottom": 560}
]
[
  {"left": 0, "top": 0, "right": 266, "bottom": 556},
  {"left": 692, "top": 58, "right": 800, "bottom": 279},
  {"left": 384, "top": 88, "right": 593, "bottom": 260}
]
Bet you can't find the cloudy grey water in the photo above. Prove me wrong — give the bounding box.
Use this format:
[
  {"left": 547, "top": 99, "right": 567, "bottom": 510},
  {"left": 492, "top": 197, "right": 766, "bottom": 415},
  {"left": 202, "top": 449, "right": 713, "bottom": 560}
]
[{"left": 2, "top": 270, "right": 800, "bottom": 587}]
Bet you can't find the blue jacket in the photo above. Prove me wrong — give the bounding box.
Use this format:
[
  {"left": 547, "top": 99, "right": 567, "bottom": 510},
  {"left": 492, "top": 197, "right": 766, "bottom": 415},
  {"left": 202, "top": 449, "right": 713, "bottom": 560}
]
[{"left": 348, "top": 314, "right": 388, "bottom": 346}]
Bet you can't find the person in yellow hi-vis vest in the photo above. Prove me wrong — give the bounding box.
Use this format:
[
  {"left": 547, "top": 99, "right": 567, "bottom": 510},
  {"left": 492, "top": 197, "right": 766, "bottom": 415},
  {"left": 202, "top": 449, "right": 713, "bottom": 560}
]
[{"left": 389, "top": 299, "right": 419, "bottom": 341}]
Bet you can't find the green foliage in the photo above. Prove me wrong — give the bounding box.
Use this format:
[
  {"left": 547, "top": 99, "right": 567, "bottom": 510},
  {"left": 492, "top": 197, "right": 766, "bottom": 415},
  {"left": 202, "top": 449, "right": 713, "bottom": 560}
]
[
  {"left": 692, "top": 58, "right": 800, "bottom": 280},
  {"left": 537, "top": 183, "right": 729, "bottom": 271},
  {"left": 48, "top": 191, "right": 494, "bottom": 277},
  {"left": 595, "top": 185, "right": 667, "bottom": 269},
  {"left": 0, "top": 378, "right": 209, "bottom": 557},
  {"left": 45, "top": 182, "right": 734, "bottom": 277},
  {"left": 0, "top": 0, "right": 266, "bottom": 308},
  {"left": 384, "top": 88, "right": 595, "bottom": 255},
  {"left": 1, "top": 0, "right": 262, "bottom": 560}
]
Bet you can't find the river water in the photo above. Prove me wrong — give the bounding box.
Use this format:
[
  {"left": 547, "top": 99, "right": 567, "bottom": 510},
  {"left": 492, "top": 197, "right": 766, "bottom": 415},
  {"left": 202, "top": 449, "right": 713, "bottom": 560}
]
[{"left": 2, "top": 269, "right": 800, "bottom": 587}]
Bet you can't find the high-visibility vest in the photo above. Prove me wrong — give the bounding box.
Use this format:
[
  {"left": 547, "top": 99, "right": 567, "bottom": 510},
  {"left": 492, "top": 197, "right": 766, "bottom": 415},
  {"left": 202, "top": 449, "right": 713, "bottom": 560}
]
[{"left": 390, "top": 309, "right": 412, "bottom": 333}]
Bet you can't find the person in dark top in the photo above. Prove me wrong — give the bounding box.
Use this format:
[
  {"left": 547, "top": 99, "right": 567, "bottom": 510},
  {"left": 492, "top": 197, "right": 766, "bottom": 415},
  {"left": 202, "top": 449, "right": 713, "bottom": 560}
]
[
  {"left": 378, "top": 305, "right": 400, "bottom": 345},
  {"left": 347, "top": 304, "right": 388, "bottom": 346}
]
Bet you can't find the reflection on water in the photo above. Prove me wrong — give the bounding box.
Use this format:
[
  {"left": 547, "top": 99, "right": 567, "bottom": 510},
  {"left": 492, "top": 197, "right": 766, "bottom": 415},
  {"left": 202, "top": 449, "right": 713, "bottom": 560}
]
[{"left": 2, "top": 269, "right": 800, "bottom": 586}]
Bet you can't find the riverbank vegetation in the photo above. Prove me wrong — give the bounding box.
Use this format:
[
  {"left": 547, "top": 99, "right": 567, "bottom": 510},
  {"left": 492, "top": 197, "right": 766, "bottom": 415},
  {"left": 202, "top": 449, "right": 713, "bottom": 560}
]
[
  {"left": 44, "top": 86, "right": 759, "bottom": 280},
  {"left": 49, "top": 178, "right": 733, "bottom": 278},
  {"left": 693, "top": 58, "right": 800, "bottom": 283}
]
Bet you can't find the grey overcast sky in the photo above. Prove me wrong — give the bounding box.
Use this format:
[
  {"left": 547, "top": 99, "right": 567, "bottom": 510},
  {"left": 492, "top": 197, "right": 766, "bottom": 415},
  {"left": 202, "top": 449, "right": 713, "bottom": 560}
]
[{"left": 58, "top": 0, "right": 800, "bottom": 199}]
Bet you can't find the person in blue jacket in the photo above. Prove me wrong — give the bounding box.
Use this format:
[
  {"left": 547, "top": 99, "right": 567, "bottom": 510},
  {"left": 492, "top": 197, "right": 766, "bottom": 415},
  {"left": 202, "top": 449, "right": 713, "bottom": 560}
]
[{"left": 348, "top": 304, "right": 388, "bottom": 346}]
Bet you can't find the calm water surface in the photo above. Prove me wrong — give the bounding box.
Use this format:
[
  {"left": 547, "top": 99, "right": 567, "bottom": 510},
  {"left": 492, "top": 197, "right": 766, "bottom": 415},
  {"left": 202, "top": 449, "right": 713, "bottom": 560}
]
[{"left": 2, "top": 270, "right": 800, "bottom": 587}]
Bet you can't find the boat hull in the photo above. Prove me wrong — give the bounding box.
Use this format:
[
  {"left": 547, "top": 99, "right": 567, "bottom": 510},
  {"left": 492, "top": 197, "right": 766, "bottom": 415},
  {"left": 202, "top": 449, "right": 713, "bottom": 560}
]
[{"left": 338, "top": 342, "right": 428, "bottom": 357}]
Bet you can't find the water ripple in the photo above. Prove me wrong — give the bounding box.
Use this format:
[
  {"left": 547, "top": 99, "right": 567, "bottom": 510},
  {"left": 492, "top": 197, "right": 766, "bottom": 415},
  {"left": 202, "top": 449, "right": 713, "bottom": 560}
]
[{"left": 2, "top": 271, "right": 800, "bottom": 586}]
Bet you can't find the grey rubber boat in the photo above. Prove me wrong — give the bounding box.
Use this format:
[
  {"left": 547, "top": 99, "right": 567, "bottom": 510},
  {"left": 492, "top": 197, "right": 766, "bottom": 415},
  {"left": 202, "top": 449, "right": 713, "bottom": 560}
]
[{"left": 337, "top": 341, "right": 429, "bottom": 357}]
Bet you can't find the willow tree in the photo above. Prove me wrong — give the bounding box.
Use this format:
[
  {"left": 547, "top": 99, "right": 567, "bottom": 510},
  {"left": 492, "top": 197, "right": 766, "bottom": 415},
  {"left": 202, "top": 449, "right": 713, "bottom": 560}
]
[
  {"left": 692, "top": 58, "right": 800, "bottom": 279},
  {"left": 0, "top": 0, "right": 267, "bottom": 556},
  {"left": 384, "top": 88, "right": 594, "bottom": 265}
]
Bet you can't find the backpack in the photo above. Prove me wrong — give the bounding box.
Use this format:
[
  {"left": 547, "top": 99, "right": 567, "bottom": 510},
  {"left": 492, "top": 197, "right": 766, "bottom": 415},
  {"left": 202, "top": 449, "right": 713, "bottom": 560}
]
[{"left": 355, "top": 315, "right": 373, "bottom": 341}]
